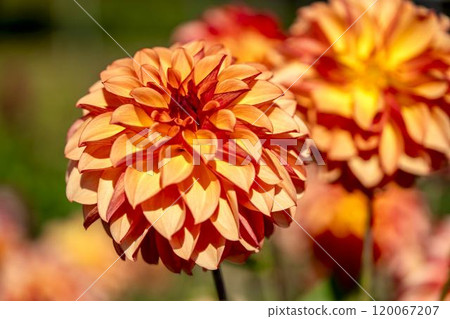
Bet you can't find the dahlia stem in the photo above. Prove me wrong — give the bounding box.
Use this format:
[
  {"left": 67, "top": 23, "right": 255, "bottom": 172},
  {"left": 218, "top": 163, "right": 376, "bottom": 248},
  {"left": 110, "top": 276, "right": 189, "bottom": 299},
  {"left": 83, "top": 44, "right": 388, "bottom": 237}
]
[
  {"left": 212, "top": 268, "right": 228, "bottom": 301},
  {"left": 360, "top": 196, "right": 374, "bottom": 300}
]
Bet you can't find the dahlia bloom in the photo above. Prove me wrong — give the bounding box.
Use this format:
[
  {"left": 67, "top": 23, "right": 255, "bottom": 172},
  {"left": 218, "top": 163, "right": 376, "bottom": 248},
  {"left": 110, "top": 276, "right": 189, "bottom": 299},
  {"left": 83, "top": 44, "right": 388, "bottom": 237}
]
[
  {"left": 398, "top": 218, "right": 450, "bottom": 301},
  {"left": 275, "top": 0, "right": 450, "bottom": 190},
  {"left": 172, "top": 5, "right": 286, "bottom": 66},
  {"left": 286, "top": 166, "right": 431, "bottom": 289},
  {"left": 65, "top": 41, "right": 308, "bottom": 273}
]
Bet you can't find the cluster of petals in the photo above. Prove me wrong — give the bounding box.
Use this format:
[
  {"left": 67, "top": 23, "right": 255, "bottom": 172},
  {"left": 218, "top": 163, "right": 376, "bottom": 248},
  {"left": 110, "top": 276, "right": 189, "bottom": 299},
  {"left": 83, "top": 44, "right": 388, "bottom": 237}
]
[
  {"left": 173, "top": 5, "right": 286, "bottom": 66},
  {"left": 275, "top": 0, "right": 450, "bottom": 189},
  {"left": 65, "top": 41, "right": 308, "bottom": 273}
]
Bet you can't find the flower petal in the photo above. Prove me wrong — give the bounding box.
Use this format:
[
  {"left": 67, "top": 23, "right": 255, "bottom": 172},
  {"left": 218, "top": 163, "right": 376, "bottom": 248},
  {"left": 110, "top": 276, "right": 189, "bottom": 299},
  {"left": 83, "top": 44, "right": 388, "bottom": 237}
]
[
  {"left": 103, "top": 75, "right": 141, "bottom": 98},
  {"left": 231, "top": 104, "right": 273, "bottom": 131},
  {"left": 211, "top": 159, "right": 255, "bottom": 193},
  {"left": 79, "top": 112, "right": 124, "bottom": 144},
  {"left": 209, "top": 109, "right": 236, "bottom": 132},
  {"left": 130, "top": 87, "right": 169, "bottom": 109},
  {"left": 111, "top": 104, "right": 153, "bottom": 127},
  {"left": 160, "top": 146, "right": 194, "bottom": 188},
  {"left": 379, "top": 122, "right": 403, "bottom": 176},
  {"left": 178, "top": 165, "right": 220, "bottom": 224},
  {"left": 124, "top": 166, "right": 161, "bottom": 208},
  {"left": 238, "top": 80, "right": 282, "bottom": 105},
  {"left": 211, "top": 197, "right": 239, "bottom": 241},
  {"left": 142, "top": 189, "right": 185, "bottom": 239}
]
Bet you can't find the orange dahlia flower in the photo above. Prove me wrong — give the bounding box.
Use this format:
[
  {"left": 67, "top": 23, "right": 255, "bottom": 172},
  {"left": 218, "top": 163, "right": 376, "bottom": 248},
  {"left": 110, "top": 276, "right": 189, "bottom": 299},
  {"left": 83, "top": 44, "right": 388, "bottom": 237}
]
[
  {"left": 289, "top": 166, "right": 431, "bottom": 289},
  {"left": 275, "top": 0, "right": 450, "bottom": 190},
  {"left": 65, "top": 41, "right": 308, "bottom": 274},
  {"left": 172, "top": 5, "right": 286, "bottom": 66}
]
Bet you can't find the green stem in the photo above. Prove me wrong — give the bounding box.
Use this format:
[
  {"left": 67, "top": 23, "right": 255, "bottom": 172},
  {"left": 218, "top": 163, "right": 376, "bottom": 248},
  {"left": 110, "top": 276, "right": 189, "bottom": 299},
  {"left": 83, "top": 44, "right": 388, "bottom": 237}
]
[
  {"left": 360, "top": 197, "right": 374, "bottom": 300},
  {"left": 212, "top": 268, "right": 228, "bottom": 301}
]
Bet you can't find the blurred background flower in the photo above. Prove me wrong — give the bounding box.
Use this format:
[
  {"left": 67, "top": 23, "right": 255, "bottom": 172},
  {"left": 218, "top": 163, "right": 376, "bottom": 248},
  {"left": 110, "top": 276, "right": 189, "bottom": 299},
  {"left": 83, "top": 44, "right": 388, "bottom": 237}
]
[
  {"left": 0, "top": 0, "right": 449, "bottom": 301},
  {"left": 274, "top": 0, "right": 450, "bottom": 190},
  {"left": 172, "top": 5, "right": 286, "bottom": 66}
]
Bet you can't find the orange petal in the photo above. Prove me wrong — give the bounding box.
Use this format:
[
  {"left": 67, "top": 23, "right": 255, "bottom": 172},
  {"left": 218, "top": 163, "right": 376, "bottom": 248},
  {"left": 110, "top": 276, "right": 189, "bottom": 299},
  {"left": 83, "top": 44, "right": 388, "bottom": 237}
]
[
  {"left": 402, "top": 104, "right": 428, "bottom": 144},
  {"left": 265, "top": 106, "right": 299, "bottom": 134},
  {"left": 78, "top": 144, "right": 112, "bottom": 172},
  {"left": 424, "top": 107, "right": 450, "bottom": 154},
  {"left": 209, "top": 109, "right": 236, "bottom": 132},
  {"left": 160, "top": 146, "right": 194, "bottom": 188},
  {"left": 312, "top": 86, "right": 352, "bottom": 118},
  {"left": 230, "top": 128, "right": 263, "bottom": 162},
  {"left": 66, "top": 165, "right": 101, "bottom": 205},
  {"left": 130, "top": 87, "right": 169, "bottom": 109},
  {"left": 138, "top": 64, "right": 164, "bottom": 86},
  {"left": 76, "top": 89, "right": 109, "bottom": 110},
  {"left": 178, "top": 165, "right": 220, "bottom": 224},
  {"left": 111, "top": 104, "right": 153, "bottom": 127},
  {"left": 412, "top": 81, "right": 448, "bottom": 99},
  {"left": 271, "top": 186, "right": 296, "bottom": 212},
  {"left": 249, "top": 182, "right": 274, "bottom": 216},
  {"left": 231, "top": 104, "right": 273, "bottom": 131},
  {"left": 171, "top": 47, "right": 194, "bottom": 82},
  {"left": 133, "top": 49, "right": 160, "bottom": 72},
  {"left": 211, "top": 197, "right": 239, "bottom": 241},
  {"left": 353, "top": 86, "right": 382, "bottom": 130},
  {"left": 214, "top": 79, "right": 249, "bottom": 94},
  {"left": 327, "top": 130, "right": 357, "bottom": 161},
  {"left": 124, "top": 166, "right": 161, "bottom": 208},
  {"left": 100, "top": 66, "right": 135, "bottom": 83},
  {"left": 272, "top": 206, "right": 295, "bottom": 227},
  {"left": 97, "top": 168, "right": 123, "bottom": 220},
  {"left": 170, "top": 225, "right": 200, "bottom": 260},
  {"left": 212, "top": 160, "right": 255, "bottom": 193},
  {"left": 218, "top": 64, "right": 260, "bottom": 81},
  {"left": 238, "top": 80, "right": 282, "bottom": 105},
  {"left": 398, "top": 154, "right": 431, "bottom": 175},
  {"left": 379, "top": 122, "right": 403, "bottom": 176},
  {"left": 257, "top": 164, "right": 282, "bottom": 185},
  {"left": 183, "top": 129, "right": 218, "bottom": 163},
  {"left": 264, "top": 149, "right": 297, "bottom": 201},
  {"left": 103, "top": 75, "right": 141, "bottom": 98},
  {"left": 349, "top": 156, "right": 384, "bottom": 188},
  {"left": 194, "top": 54, "right": 225, "bottom": 85},
  {"left": 387, "top": 15, "right": 436, "bottom": 66},
  {"left": 192, "top": 224, "right": 225, "bottom": 270},
  {"left": 110, "top": 213, "right": 131, "bottom": 243},
  {"left": 142, "top": 190, "right": 185, "bottom": 239},
  {"left": 65, "top": 118, "right": 90, "bottom": 160},
  {"left": 79, "top": 112, "right": 124, "bottom": 144},
  {"left": 202, "top": 100, "right": 220, "bottom": 112},
  {"left": 110, "top": 133, "right": 138, "bottom": 167}
]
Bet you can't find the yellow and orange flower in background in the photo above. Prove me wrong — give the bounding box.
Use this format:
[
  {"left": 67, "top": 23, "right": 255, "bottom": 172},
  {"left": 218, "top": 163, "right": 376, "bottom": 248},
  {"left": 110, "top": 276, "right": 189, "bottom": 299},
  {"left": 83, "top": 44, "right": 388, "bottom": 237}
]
[
  {"left": 65, "top": 40, "right": 308, "bottom": 274},
  {"left": 275, "top": 0, "right": 450, "bottom": 190},
  {"left": 172, "top": 5, "right": 286, "bottom": 66},
  {"left": 274, "top": 166, "right": 449, "bottom": 299}
]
